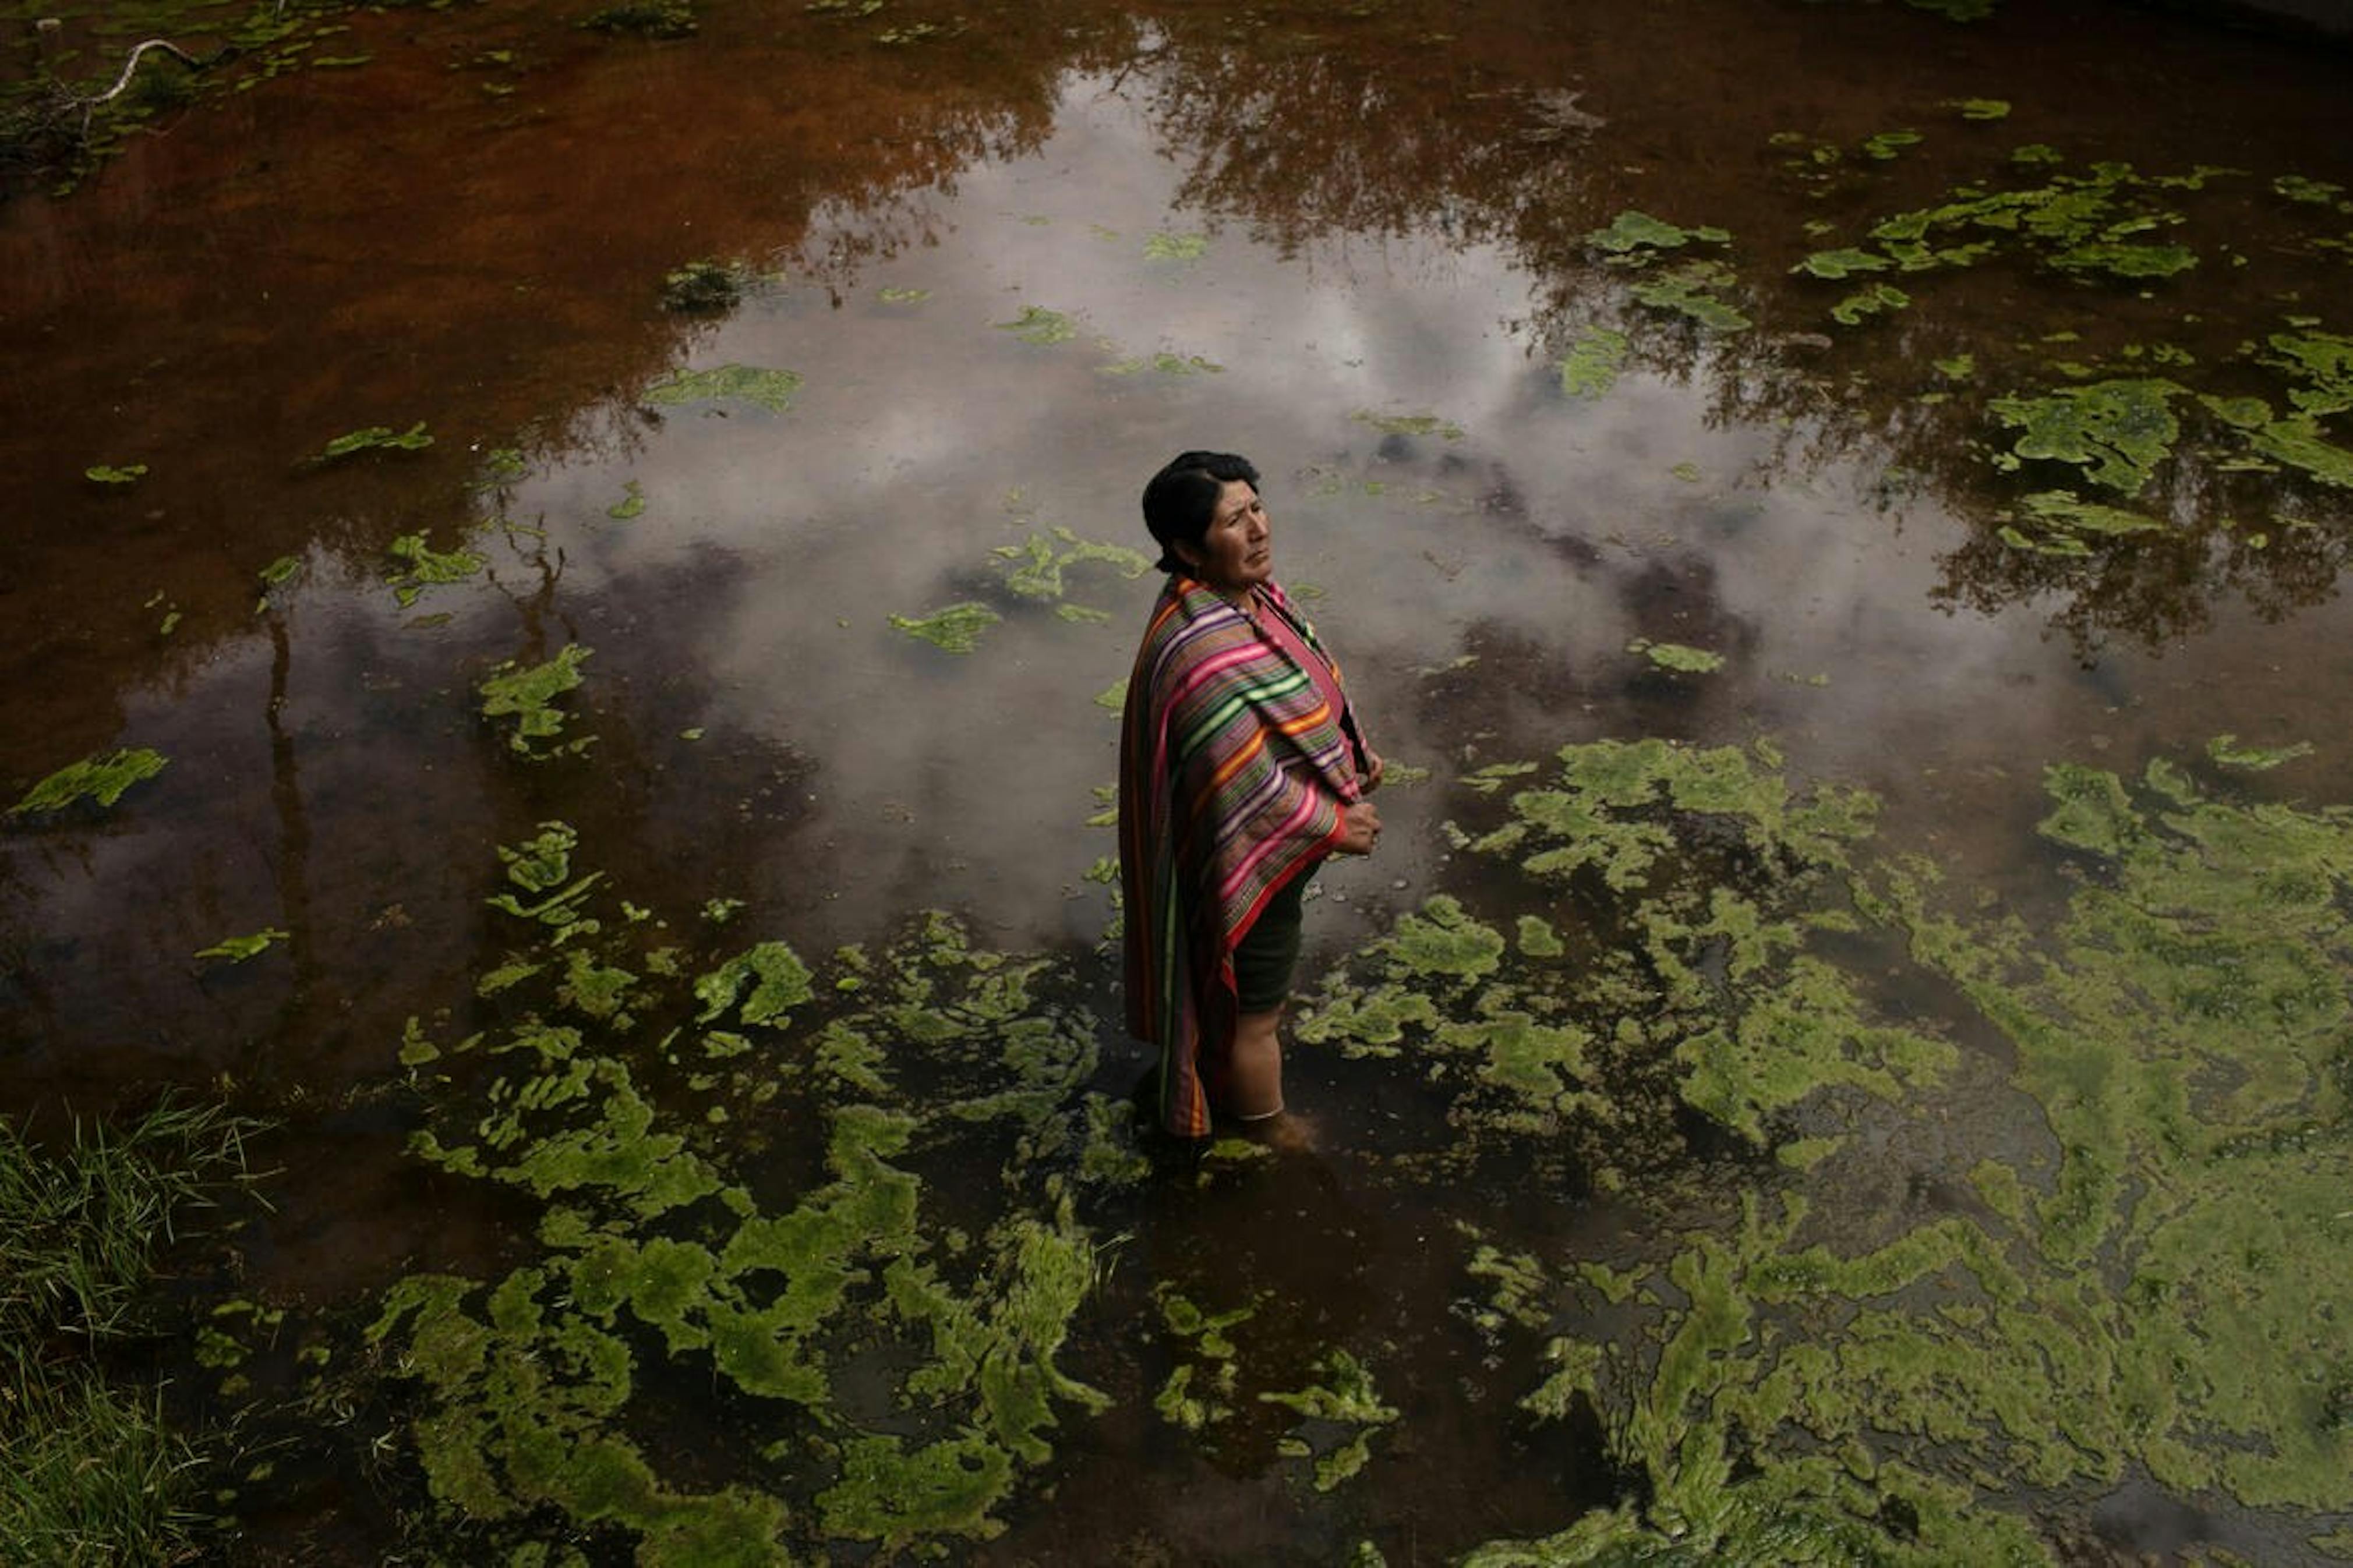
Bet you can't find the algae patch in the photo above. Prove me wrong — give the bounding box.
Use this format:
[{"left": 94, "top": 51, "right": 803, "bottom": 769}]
[
  {"left": 9, "top": 748, "right": 169, "bottom": 817},
  {"left": 994, "top": 306, "right": 1078, "bottom": 346},
  {"left": 1627, "top": 639, "right": 1725, "bottom": 672},
  {"left": 1556, "top": 327, "right": 1630, "bottom": 399},
  {"left": 478, "top": 644, "right": 595, "bottom": 759},
  {"left": 1988, "top": 377, "right": 2184, "bottom": 494},
  {"left": 372, "top": 824, "right": 1123, "bottom": 1560},
  {"left": 644, "top": 364, "right": 804, "bottom": 413},
  {"left": 1300, "top": 739, "right": 1911, "bottom": 1158},
  {"left": 311, "top": 422, "right": 432, "bottom": 462},
  {"left": 990, "top": 528, "right": 1151, "bottom": 606},
  {"left": 1432, "top": 743, "right": 2353, "bottom": 1560},
  {"left": 195, "top": 928, "right": 289, "bottom": 964},
  {"left": 889, "top": 601, "right": 1001, "bottom": 654},
  {"left": 386, "top": 530, "right": 487, "bottom": 608}
]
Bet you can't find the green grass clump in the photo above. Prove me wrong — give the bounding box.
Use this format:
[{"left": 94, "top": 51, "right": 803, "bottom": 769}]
[
  {"left": 0, "top": 1376, "right": 202, "bottom": 1566},
  {"left": 0, "top": 1099, "right": 263, "bottom": 1565}
]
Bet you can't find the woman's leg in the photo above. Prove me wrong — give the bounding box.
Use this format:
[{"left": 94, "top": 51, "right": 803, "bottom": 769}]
[
  {"left": 1225, "top": 1006, "right": 1285, "bottom": 1119},
  {"left": 1224, "top": 868, "right": 1314, "bottom": 1123}
]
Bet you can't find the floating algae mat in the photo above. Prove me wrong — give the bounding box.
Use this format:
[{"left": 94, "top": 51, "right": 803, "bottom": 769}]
[
  {"left": 1281, "top": 739, "right": 2353, "bottom": 1561},
  {"left": 370, "top": 822, "right": 1139, "bottom": 1560}
]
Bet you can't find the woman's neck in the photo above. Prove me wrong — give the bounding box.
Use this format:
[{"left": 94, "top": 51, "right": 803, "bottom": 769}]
[{"left": 1204, "top": 580, "right": 1258, "bottom": 609}]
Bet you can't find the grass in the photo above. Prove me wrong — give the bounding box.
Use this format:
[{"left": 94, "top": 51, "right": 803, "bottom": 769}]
[
  {"left": 0, "top": 1376, "right": 207, "bottom": 1566},
  {"left": 0, "top": 1096, "right": 265, "bottom": 1565}
]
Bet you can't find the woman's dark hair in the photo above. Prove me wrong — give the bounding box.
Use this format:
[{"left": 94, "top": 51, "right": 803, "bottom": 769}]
[{"left": 1141, "top": 451, "right": 1260, "bottom": 574}]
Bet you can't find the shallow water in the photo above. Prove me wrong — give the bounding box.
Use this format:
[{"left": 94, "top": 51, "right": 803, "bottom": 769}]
[{"left": 5, "top": 0, "right": 2353, "bottom": 1561}]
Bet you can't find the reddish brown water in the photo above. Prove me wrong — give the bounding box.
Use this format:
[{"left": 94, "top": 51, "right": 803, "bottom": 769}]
[{"left": 5, "top": 0, "right": 2352, "bottom": 1560}]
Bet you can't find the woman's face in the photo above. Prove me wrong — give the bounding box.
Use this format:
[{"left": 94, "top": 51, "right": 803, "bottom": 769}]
[{"left": 1181, "top": 479, "right": 1272, "bottom": 594}]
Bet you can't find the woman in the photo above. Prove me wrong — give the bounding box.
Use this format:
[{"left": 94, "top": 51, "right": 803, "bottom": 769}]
[{"left": 1118, "top": 450, "right": 1383, "bottom": 1139}]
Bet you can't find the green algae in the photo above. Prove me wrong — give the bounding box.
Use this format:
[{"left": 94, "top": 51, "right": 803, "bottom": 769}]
[
  {"left": 1792, "top": 247, "right": 1891, "bottom": 281},
  {"left": 644, "top": 364, "right": 803, "bottom": 413},
  {"left": 374, "top": 820, "right": 1116, "bottom": 1560},
  {"left": 991, "top": 528, "right": 1150, "bottom": 603},
  {"left": 1304, "top": 742, "right": 1906, "bottom": 1156},
  {"left": 889, "top": 601, "right": 999, "bottom": 653},
  {"left": 1627, "top": 260, "right": 1751, "bottom": 333},
  {"left": 313, "top": 422, "right": 432, "bottom": 462},
  {"left": 255, "top": 555, "right": 304, "bottom": 615},
  {"left": 1453, "top": 745, "right": 2353, "bottom": 1561},
  {"left": 694, "top": 942, "right": 813, "bottom": 1026},
  {"left": 84, "top": 462, "right": 147, "bottom": 485},
  {"left": 1860, "top": 129, "right": 1922, "bottom": 162},
  {"left": 478, "top": 644, "right": 595, "bottom": 759},
  {"left": 1556, "top": 327, "right": 1630, "bottom": 399},
  {"left": 2246, "top": 413, "right": 2353, "bottom": 487},
  {"left": 387, "top": 530, "right": 487, "bottom": 607},
  {"left": 1829, "top": 281, "right": 1910, "bottom": 325},
  {"left": 994, "top": 306, "right": 1077, "bottom": 346},
  {"left": 2274, "top": 175, "right": 2347, "bottom": 207},
  {"left": 2207, "top": 733, "right": 2313, "bottom": 770},
  {"left": 1825, "top": 155, "right": 2210, "bottom": 291},
  {"left": 1628, "top": 639, "right": 1723, "bottom": 672},
  {"left": 1143, "top": 230, "right": 1207, "bottom": 261},
  {"left": 2258, "top": 328, "right": 2353, "bottom": 438},
  {"left": 1461, "top": 760, "right": 1540, "bottom": 795},
  {"left": 195, "top": 928, "right": 287, "bottom": 963},
  {"left": 1352, "top": 410, "right": 1465, "bottom": 440},
  {"left": 1997, "top": 489, "right": 2165, "bottom": 554},
  {"left": 1098, "top": 350, "right": 1222, "bottom": 376},
  {"left": 1945, "top": 97, "right": 2009, "bottom": 121},
  {"left": 2048, "top": 240, "right": 2197, "bottom": 278},
  {"left": 1258, "top": 1350, "right": 1399, "bottom": 1492},
  {"left": 818, "top": 1434, "right": 1008, "bottom": 1545},
  {"left": 1988, "top": 377, "right": 2183, "bottom": 494},
  {"left": 9, "top": 747, "right": 168, "bottom": 817},
  {"left": 1516, "top": 915, "right": 1564, "bottom": 958},
  {"left": 1586, "top": 210, "right": 1729, "bottom": 259},
  {"left": 606, "top": 479, "right": 646, "bottom": 520}
]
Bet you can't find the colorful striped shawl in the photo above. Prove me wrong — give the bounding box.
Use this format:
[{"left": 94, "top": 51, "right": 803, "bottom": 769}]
[{"left": 1118, "top": 574, "right": 1370, "bottom": 1137}]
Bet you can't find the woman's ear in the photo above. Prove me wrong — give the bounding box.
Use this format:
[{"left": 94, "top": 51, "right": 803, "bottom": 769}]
[{"left": 1171, "top": 539, "right": 1203, "bottom": 572}]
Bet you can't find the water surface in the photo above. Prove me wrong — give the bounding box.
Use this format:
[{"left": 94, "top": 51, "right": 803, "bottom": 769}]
[{"left": 4, "top": 0, "right": 2352, "bottom": 1560}]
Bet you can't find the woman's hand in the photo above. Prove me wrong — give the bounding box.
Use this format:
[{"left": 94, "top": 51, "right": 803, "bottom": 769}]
[
  {"left": 1336, "top": 799, "right": 1383, "bottom": 855},
  {"left": 1362, "top": 752, "right": 1386, "bottom": 794}
]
